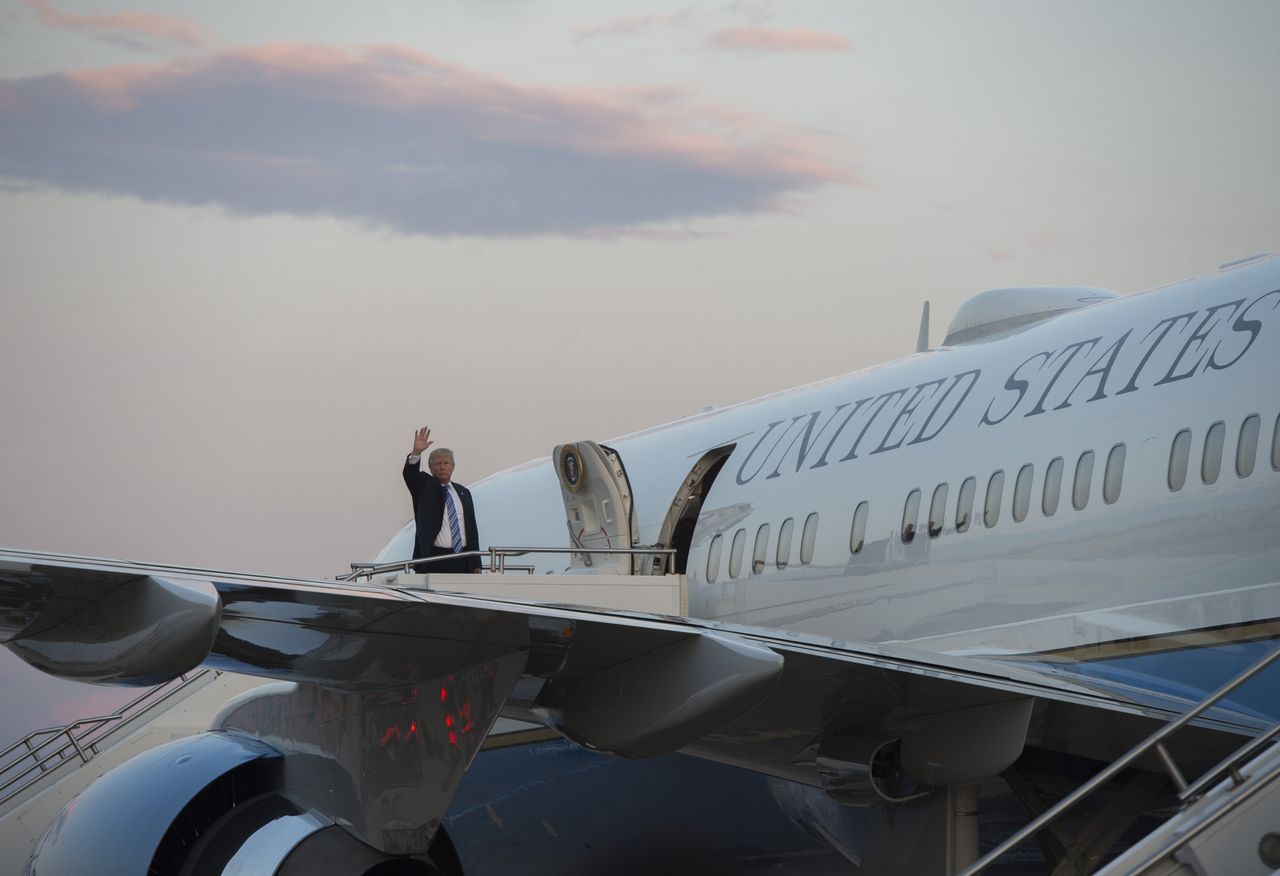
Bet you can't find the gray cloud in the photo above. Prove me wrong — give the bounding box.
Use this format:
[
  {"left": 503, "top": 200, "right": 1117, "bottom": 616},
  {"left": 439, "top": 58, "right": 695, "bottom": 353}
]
[
  {"left": 22, "top": 0, "right": 214, "bottom": 53},
  {"left": 0, "top": 44, "right": 849, "bottom": 236}
]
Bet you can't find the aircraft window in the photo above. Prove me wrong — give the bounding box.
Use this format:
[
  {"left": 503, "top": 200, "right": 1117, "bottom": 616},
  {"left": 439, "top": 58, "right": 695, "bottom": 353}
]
[
  {"left": 800, "top": 512, "right": 819, "bottom": 565},
  {"left": 1273, "top": 414, "right": 1280, "bottom": 471},
  {"left": 1169, "top": 429, "right": 1192, "bottom": 491},
  {"left": 1237, "top": 414, "right": 1260, "bottom": 478},
  {"left": 729, "top": 528, "right": 746, "bottom": 579},
  {"left": 1012, "top": 464, "right": 1033, "bottom": 522},
  {"left": 777, "top": 517, "right": 794, "bottom": 569},
  {"left": 1202, "top": 421, "right": 1225, "bottom": 484},
  {"left": 984, "top": 471, "right": 1004, "bottom": 527},
  {"left": 706, "top": 534, "right": 722, "bottom": 583},
  {"left": 928, "top": 484, "right": 948, "bottom": 538},
  {"left": 1073, "top": 451, "right": 1095, "bottom": 510},
  {"left": 850, "top": 502, "right": 868, "bottom": 554},
  {"left": 901, "top": 489, "right": 921, "bottom": 543},
  {"left": 956, "top": 477, "right": 976, "bottom": 532},
  {"left": 1103, "top": 443, "right": 1125, "bottom": 504},
  {"left": 1043, "top": 457, "right": 1063, "bottom": 516},
  {"left": 752, "top": 524, "right": 770, "bottom": 574}
]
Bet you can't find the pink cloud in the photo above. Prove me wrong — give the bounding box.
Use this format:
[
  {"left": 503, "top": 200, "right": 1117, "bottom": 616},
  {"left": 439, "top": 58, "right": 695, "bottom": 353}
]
[
  {"left": 23, "top": 0, "right": 212, "bottom": 51},
  {"left": 709, "top": 26, "right": 851, "bottom": 54},
  {"left": 0, "top": 44, "right": 851, "bottom": 236}
]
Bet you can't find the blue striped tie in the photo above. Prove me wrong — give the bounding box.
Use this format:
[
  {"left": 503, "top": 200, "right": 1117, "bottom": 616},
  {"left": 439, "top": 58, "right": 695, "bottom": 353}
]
[{"left": 444, "top": 486, "right": 464, "bottom": 553}]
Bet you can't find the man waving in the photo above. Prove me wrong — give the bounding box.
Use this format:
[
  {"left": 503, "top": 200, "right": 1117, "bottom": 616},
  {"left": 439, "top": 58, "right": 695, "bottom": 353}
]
[{"left": 403, "top": 426, "right": 481, "bottom": 573}]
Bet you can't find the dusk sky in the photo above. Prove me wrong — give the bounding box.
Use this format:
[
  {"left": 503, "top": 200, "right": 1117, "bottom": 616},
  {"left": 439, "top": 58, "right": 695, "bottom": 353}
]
[{"left": 1, "top": 0, "right": 1278, "bottom": 737}]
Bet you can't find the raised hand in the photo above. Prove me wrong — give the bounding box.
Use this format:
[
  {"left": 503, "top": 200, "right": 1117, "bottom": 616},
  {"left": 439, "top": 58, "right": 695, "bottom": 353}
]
[{"left": 412, "top": 426, "right": 433, "bottom": 455}]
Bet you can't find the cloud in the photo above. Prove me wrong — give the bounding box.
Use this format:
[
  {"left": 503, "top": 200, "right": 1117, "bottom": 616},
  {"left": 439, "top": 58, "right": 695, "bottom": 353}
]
[
  {"left": 708, "top": 27, "right": 851, "bottom": 54},
  {"left": 22, "top": 0, "right": 212, "bottom": 52},
  {"left": 0, "top": 44, "right": 850, "bottom": 236}
]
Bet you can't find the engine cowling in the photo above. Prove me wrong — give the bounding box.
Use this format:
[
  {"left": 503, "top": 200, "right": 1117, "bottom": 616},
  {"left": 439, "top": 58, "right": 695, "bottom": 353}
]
[{"left": 25, "top": 733, "right": 458, "bottom": 875}]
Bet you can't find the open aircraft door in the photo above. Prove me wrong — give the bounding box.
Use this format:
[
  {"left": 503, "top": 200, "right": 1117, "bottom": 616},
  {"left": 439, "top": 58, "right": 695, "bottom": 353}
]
[
  {"left": 553, "top": 441, "right": 639, "bottom": 574},
  {"left": 643, "top": 445, "right": 735, "bottom": 576}
]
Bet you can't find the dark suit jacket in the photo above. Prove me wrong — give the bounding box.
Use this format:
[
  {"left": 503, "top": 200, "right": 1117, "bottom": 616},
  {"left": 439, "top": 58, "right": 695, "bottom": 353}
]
[{"left": 403, "top": 457, "right": 481, "bottom": 572}]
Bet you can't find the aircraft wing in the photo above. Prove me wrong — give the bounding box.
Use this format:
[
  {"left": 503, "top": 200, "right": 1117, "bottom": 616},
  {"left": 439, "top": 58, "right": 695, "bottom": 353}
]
[{"left": 0, "top": 548, "right": 1258, "bottom": 864}]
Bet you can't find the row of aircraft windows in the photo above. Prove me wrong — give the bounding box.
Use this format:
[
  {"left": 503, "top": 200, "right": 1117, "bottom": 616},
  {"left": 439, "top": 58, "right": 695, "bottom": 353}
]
[
  {"left": 880, "top": 412, "right": 1277, "bottom": 549},
  {"left": 888, "top": 444, "right": 1127, "bottom": 545},
  {"left": 706, "top": 512, "right": 819, "bottom": 582},
  {"left": 707, "top": 412, "right": 1279, "bottom": 579},
  {"left": 1167, "top": 413, "right": 1280, "bottom": 490}
]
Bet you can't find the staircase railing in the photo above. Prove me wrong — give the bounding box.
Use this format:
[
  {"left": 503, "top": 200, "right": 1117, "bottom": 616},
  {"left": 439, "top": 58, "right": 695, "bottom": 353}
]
[
  {"left": 340, "top": 546, "right": 677, "bottom": 580},
  {"left": 0, "top": 669, "right": 217, "bottom": 808},
  {"left": 959, "top": 645, "right": 1280, "bottom": 875}
]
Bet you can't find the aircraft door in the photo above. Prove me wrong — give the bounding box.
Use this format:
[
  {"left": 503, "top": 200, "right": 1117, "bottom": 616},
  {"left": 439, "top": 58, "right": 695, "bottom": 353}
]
[
  {"left": 644, "top": 446, "right": 735, "bottom": 576},
  {"left": 553, "top": 441, "right": 639, "bottom": 574}
]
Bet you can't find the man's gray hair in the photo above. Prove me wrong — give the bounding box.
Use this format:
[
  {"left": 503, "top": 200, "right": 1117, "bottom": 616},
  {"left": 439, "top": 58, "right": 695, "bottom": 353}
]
[{"left": 428, "top": 447, "right": 455, "bottom": 462}]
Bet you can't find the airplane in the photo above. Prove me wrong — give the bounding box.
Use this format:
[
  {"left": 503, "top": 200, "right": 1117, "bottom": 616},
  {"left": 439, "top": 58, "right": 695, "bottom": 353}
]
[{"left": 3, "top": 252, "right": 1280, "bottom": 875}]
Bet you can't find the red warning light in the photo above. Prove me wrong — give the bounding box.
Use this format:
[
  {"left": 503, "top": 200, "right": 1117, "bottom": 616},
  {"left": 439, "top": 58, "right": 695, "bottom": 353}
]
[
  {"left": 448, "top": 731, "right": 458, "bottom": 746},
  {"left": 444, "top": 714, "right": 454, "bottom": 728},
  {"left": 440, "top": 686, "right": 448, "bottom": 703}
]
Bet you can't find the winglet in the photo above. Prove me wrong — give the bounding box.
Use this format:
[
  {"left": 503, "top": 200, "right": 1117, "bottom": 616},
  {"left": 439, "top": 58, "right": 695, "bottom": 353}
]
[{"left": 916, "top": 300, "right": 931, "bottom": 353}]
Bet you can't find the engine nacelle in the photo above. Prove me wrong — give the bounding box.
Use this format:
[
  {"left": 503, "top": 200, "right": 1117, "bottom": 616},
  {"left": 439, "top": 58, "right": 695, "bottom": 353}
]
[{"left": 25, "top": 733, "right": 458, "bottom": 875}]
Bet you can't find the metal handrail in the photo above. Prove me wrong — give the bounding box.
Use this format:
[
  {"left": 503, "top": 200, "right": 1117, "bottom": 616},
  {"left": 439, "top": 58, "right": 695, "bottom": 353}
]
[
  {"left": 959, "top": 645, "right": 1280, "bottom": 875},
  {"left": 340, "top": 546, "right": 677, "bottom": 581},
  {"left": 340, "top": 552, "right": 535, "bottom": 581},
  {"left": 1179, "top": 716, "right": 1280, "bottom": 801},
  {"left": 487, "top": 546, "right": 676, "bottom": 575},
  {"left": 0, "top": 669, "right": 216, "bottom": 807},
  {"left": 1097, "top": 738, "right": 1280, "bottom": 875}
]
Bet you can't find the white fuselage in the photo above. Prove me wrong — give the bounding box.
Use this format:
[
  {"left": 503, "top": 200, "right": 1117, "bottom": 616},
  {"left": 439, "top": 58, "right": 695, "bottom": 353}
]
[{"left": 384, "top": 257, "right": 1280, "bottom": 659}]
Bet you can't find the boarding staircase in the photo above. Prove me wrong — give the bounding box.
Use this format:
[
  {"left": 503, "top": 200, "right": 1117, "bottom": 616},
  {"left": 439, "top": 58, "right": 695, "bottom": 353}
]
[{"left": 962, "top": 646, "right": 1280, "bottom": 876}]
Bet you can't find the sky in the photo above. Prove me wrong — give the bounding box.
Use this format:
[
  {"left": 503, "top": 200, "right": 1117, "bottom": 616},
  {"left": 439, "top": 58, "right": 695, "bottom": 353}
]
[{"left": 1, "top": 0, "right": 1278, "bottom": 738}]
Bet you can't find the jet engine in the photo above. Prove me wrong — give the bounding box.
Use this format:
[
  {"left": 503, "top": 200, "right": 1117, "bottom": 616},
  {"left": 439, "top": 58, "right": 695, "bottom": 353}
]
[{"left": 24, "top": 733, "right": 461, "bottom": 876}]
